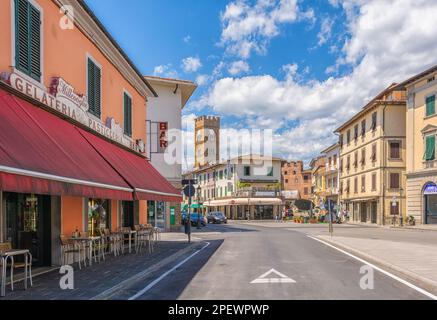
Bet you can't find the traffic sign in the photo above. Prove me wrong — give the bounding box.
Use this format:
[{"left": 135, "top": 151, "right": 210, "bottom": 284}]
[
  {"left": 182, "top": 179, "right": 197, "bottom": 186},
  {"left": 183, "top": 184, "right": 195, "bottom": 197}
]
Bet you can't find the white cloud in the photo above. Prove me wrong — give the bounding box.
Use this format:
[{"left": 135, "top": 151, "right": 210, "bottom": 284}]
[
  {"left": 317, "top": 17, "right": 334, "bottom": 46},
  {"left": 196, "top": 0, "right": 437, "bottom": 165},
  {"left": 195, "top": 74, "right": 210, "bottom": 86},
  {"left": 183, "top": 35, "right": 191, "bottom": 43},
  {"left": 228, "top": 60, "right": 250, "bottom": 75},
  {"left": 182, "top": 57, "right": 202, "bottom": 73},
  {"left": 220, "top": 0, "right": 314, "bottom": 59},
  {"left": 153, "top": 64, "right": 179, "bottom": 78}
]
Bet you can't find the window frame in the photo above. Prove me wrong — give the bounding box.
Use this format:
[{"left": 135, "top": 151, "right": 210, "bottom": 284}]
[
  {"left": 244, "top": 166, "right": 251, "bottom": 176},
  {"left": 425, "top": 94, "right": 436, "bottom": 117},
  {"left": 12, "top": 0, "right": 44, "bottom": 85},
  {"left": 389, "top": 140, "right": 401, "bottom": 160},
  {"left": 86, "top": 54, "right": 103, "bottom": 120},
  {"left": 389, "top": 172, "right": 400, "bottom": 190},
  {"left": 123, "top": 90, "right": 133, "bottom": 137},
  {"left": 424, "top": 134, "right": 436, "bottom": 161}
]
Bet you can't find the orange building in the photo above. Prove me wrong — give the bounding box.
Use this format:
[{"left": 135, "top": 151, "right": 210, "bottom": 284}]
[
  {"left": 282, "top": 161, "right": 312, "bottom": 200},
  {"left": 0, "top": 0, "right": 181, "bottom": 267}
]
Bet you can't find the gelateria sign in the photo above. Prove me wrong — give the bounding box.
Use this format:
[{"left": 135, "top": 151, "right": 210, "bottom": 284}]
[{"left": 2, "top": 72, "right": 144, "bottom": 153}]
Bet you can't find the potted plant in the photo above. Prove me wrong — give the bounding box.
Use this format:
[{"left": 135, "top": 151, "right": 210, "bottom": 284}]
[{"left": 407, "top": 215, "right": 416, "bottom": 226}]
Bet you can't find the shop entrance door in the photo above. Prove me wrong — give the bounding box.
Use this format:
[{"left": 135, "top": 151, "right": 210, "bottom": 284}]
[
  {"left": 425, "top": 194, "right": 437, "bottom": 224},
  {"left": 370, "top": 202, "right": 377, "bottom": 224},
  {"left": 121, "top": 201, "right": 134, "bottom": 228},
  {"left": 4, "top": 193, "right": 52, "bottom": 266},
  {"left": 360, "top": 203, "right": 367, "bottom": 222}
]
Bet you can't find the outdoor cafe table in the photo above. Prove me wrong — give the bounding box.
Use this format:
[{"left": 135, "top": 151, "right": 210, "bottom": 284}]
[
  {"left": 0, "top": 249, "right": 32, "bottom": 297},
  {"left": 122, "top": 230, "right": 137, "bottom": 254},
  {"left": 68, "top": 236, "right": 104, "bottom": 265}
]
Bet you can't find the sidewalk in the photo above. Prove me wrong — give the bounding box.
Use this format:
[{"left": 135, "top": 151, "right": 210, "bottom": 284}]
[
  {"left": 0, "top": 232, "right": 199, "bottom": 300},
  {"left": 315, "top": 234, "right": 437, "bottom": 295}
]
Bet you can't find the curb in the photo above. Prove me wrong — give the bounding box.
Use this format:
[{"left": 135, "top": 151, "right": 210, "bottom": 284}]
[
  {"left": 90, "top": 241, "right": 204, "bottom": 300},
  {"left": 315, "top": 236, "right": 437, "bottom": 296}
]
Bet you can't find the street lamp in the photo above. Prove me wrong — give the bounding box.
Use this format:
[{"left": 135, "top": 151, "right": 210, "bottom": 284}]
[
  {"left": 196, "top": 185, "right": 202, "bottom": 229},
  {"left": 399, "top": 187, "right": 404, "bottom": 226}
]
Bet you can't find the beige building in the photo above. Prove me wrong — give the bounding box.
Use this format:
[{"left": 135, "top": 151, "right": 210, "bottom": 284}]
[
  {"left": 194, "top": 116, "right": 220, "bottom": 168},
  {"left": 310, "top": 156, "right": 326, "bottom": 208},
  {"left": 335, "top": 84, "right": 407, "bottom": 225},
  {"left": 398, "top": 65, "right": 437, "bottom": 225},
  {"left": 321, "top": 143, "right": 340, "bottom": 208}
]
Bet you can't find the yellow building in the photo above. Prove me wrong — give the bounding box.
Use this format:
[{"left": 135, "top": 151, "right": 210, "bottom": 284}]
[
  {"left": 398, "top": 65, "right": 437, "bottom": 225},
  {"left": 310, "top": 156, "right": 326, "bottom": 207},
  {"left": 335, "top": 84, "right": 407, "bottom": 225}
]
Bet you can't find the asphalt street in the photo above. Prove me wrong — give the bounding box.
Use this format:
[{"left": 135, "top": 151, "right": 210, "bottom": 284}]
[{"left": 110, "top": 222, "right": 431, "bottom": 300}]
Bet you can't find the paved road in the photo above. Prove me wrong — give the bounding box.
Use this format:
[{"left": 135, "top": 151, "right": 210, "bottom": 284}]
[{"left": 111, "top": 222, "right": 431, "bottom": 300}]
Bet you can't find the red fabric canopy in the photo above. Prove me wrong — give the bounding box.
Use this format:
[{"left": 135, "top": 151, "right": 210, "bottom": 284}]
[
  {"left": 79, "top": 129, "right": 182, "bottom": 203},
  {"left": 0, "top": 89, "right": 133, "bottom": 200}
]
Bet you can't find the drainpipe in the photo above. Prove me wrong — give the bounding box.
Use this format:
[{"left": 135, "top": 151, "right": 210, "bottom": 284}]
[
  {"left": 334, "top": 133, "right": 341, "bottom": 212},
  {"left": 382, "top": 103, "right": 388, "bottom": 225}
]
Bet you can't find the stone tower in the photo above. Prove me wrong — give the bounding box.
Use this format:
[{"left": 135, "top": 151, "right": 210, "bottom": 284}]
[{"left": 194, "top": 116, "right": 220, "bottom": 168}]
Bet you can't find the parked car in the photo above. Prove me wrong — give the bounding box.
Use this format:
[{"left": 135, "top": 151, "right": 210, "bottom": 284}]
[
  {"left": 181, "top": 212, "right": 207, "bottom": 226},
  {"left": 207, "top": 211, "right": 228, "bottom": 224}
]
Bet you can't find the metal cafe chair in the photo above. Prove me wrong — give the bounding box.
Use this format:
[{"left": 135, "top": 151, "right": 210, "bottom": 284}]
[
  {"left": 0, "top": 242, "right": 33, "bottom": 293},
  {"left": 60, "top": 235, "right": 84, "bottom": 269}
]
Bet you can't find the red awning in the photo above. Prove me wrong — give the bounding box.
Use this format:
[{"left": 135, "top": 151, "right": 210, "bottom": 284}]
[
  {"left": 79, "top": 129, "right": 182, "bottom": 202},
  {"left": 0, "top": 89, "right": 133, "bottom": 200}
]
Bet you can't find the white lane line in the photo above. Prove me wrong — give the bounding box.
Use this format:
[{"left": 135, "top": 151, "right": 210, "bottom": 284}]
[
  {"left": 307, "top": 235, "right": 437, "bottom": 300},
  {"left": 128, "top": 242, "right": 211, "bottom": 300}
]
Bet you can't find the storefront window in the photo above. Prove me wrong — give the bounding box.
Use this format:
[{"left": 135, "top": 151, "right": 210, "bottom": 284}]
[{"left": 88, "top": 199, "right": 110, "bottom": 236}]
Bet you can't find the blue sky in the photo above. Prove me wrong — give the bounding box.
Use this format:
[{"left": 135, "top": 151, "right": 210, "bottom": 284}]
[{"left": 85, "top": 0, "right": 437, "bottom": 169}]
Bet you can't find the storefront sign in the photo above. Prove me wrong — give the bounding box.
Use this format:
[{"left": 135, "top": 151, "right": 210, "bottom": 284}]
[
  {"left": 158, "top": 122, "right": 168, "bottom": 153},
  {"left": 255, "top": 191, "right": 276, "bottom": 197},
  {"left": 3, "top": 72, "right": 144, "bottom": 153},
  {"left": 424, "top": 184, "right": 437, "bottom": 195}
]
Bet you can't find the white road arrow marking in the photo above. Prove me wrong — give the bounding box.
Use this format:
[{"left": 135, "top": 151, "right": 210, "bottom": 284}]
[{"left": 251, "top": 269, "right": 296, "bottom": 284}]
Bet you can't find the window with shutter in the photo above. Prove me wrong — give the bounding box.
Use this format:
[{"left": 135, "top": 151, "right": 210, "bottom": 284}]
[
  {"left": 354, "top": 125, "right": 358, "bottom": 141},
  {"left": 371, "top": 143, "right": 377, "bottom": 162},
  {"left": 426, "top": 95, "right": 435, "bottom": 117},
  {"left": 372, "top": 173, "right": 377, "bottom": 191},
  {"left": 390, "top": 142, "right": 400, "bottom": 159},
  {"left": 371, "top": 112, "right": 377, "bottom": 131},
  {"left": 124, "top": 92, "right": 132, "bottom": 137},
  {"left": 15, "top": 0, "right": 41, "bottom": 81},
  {"left": 390, "top": 173, "right": 400, "bottom": 189},
  {"left": 361, "top": 119, "right": 366, "bottom": 137},
  {"left": 424, "top": 135, "right": 436, "bottom": 161},
  {"left": 361, "top": 148, "right": 366, "bottom": 165},
  {"left": 87, "top": 58, "right": 101, "bottom": 118}
]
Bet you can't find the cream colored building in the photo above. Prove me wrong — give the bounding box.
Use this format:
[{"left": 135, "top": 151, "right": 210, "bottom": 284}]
[
  {"left": 398, "top": 65, "right": 437, "bottom": 225},
  {"left": 335, "top": 84, "right": 407, "bottom": 225},
  {"left": 321, "top": 143, "right": 340, "bottom": 208}
]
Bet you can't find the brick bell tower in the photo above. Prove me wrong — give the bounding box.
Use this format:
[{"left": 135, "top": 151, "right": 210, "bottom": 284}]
[{"left": 194, "top": 116, "right": 220, "bottom": 169}]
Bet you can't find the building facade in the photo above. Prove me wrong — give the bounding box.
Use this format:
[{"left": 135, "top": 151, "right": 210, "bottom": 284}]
[
  {"left": 321, "top": 143, "right": 340, "bottom": 208},
  {"left": 399, "top": 64, "right": 437, "bottom": 225},
  {"left": 281, "top": 161, "right": 312, "bottom": 200},
  {"left": 184, "top": 155, "right": 284, "bottom": 220},
  {"left": 0, "top": 0, "right": 181, "bottom": 266},
  {"left": 336, "top": 84, "right": 407, "bottom": 225},
  {"left": 194, "top": 116, "right": 220, "bottom": 168},
  {"left": 310, "top": 156, "right": 327, "bottom": 207},
  {"left": 145, "top": 76, "right": 197, "bottom": 230}
]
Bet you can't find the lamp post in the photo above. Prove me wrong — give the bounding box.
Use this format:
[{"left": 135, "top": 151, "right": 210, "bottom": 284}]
[
  {"left": 399, "top": 187, "right": 404, "bottom": 226},
  {"left": 196, "top": 185, "right": 202, "bottom": 229}
]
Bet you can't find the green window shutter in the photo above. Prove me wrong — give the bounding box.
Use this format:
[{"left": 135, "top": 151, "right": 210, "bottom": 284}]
[
  {"left": 268, "top": 167, "right": 273, "bottom": 176},
  {"left": 94, "top": 63, "right": 101, "bottom": 118},
  {"left": 424, "top": 135, "right": 436, "bottom": 161},
  {"left": 124, "top": 93, "right": 132, "bottom": 136},
  {"left": 29, "top": 4, "right": 41, "bottom": 81},
  {"left": 16, "top": 0, "right": 40, "bottom": 81},
  {"left": 87, "top": 59, "right": 101, "bottom": 118},
  {"left": 426, "top": 96, "right": 435, "bottom": 117},
  {"left": 87, "top": 59, "right": 95, "bottom": 115}
]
